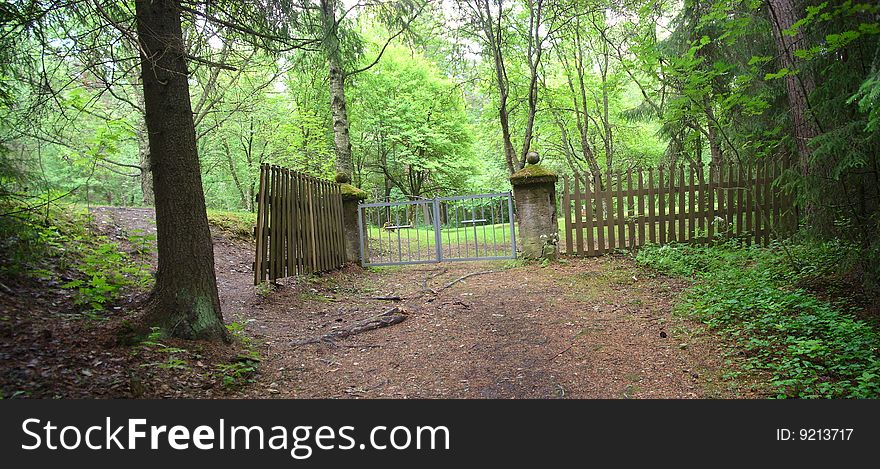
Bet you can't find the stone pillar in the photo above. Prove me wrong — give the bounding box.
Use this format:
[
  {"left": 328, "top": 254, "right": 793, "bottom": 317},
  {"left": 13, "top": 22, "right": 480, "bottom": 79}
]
[
  {"left": 509, "top": 153, "right": 559, "bottom": 260},
  {"left": 337, "top": 174, "right": 368, "bottom": 264}
]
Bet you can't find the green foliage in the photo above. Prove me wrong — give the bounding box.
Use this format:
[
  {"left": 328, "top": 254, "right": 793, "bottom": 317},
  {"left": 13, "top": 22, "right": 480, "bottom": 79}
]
[
  {"left": 254, "top": 281, "right": 275, "bottom": 298},
  {"left": 206, "top": 210, "right": 257, "bottom": 239},
  {"left": 637, "top": 241, "right": 880, "bottom": 398},
  {"left": 215, "top": 358, "right": 259, "bottom": 388},
  {"left": 0, "top": 202, "right": 151, "bottom": 314},
  {"left": 215, "top": 322, "right": 260, "bottom": 388},
  {"left": 349, "top": 44, "right": 476, "bottom": 198},
  {"left": 139, "top": 327, "right": 190, "bottom": 370},
  {"left": 62, "top": 240, "right": 150, "bottom": 312}
]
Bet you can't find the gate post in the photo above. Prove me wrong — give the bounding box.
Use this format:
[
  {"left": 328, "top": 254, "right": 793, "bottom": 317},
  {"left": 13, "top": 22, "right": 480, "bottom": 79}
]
[
  {"left": 510, "top": 152, "right": 559, "bottom": 260},
  {"left": 337, "top": 173, "right": 368, "bottom": 264}
]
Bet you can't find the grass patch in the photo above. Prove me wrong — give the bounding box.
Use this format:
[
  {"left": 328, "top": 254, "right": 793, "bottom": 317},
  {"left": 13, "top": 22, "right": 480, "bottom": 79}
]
[
  {"left": 206, "top": 210, "right": 256, "bottom": 240},
  {"left": 637, "top": 241, "right": 880, "bottom": 398}
]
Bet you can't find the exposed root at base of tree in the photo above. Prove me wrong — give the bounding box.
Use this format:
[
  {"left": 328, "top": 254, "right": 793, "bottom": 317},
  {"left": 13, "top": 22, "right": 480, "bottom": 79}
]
[{"left": 290, "top": 307, "right": 407, "bottom": 347}]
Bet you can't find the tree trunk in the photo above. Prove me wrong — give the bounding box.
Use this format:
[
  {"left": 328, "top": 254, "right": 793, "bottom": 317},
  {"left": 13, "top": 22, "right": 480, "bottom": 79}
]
[
  {"left": 135, "top": 0, "right": 228, "bottom": 342},
  {"left": 477, "top": 0, "right": 518, "bottom": 175},
  {"left": 705, "top": 106, "right": 723, "bottom": 181},
  {"left": 768, "top": 0, "right": 818, "bottom": 177},
  {"left": 322, "top": 0, "right": 354, "bottom": 179},
  {"left": 599, "top": 43, "right": 613, "bottom": 172},
  {"left": 519, "top": 0, "right": 543, "bottom": 169}
]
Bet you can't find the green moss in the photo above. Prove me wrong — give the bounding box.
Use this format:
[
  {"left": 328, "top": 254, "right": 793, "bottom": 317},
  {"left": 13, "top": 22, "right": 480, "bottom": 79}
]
[
  {"left": 340, "top": 183, "right": 368, "bottom": 200},
  {"left": 509, "top": 164, "right": 558, "bottom": 185},
  {"left": 206, "top": 210, "right": 257, "bottom": 239}
]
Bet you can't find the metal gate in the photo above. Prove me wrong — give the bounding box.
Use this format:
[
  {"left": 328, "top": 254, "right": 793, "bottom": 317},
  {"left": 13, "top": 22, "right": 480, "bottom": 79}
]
[{"left": 358, "top": 192, "right": 516, "bottom": 266}]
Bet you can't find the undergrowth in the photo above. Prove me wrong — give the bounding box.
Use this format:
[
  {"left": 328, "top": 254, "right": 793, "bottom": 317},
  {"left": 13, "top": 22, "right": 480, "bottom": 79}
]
[
  {"left": 206, "top": 210, "right": 256, "bottom": 240},
  {"left": 637, "top": 240, "right": 880, "bottom": 399},
  {"left": 215, "top": 321, "right": 260, "bottom": 388},
  {"left": 0, "top": 201, "right": 152, "bottom": 315}
]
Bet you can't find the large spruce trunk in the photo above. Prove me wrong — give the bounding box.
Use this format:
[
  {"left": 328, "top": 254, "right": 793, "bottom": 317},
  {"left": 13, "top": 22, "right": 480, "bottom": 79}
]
[{"left": 135, "top": 0, "right": 228, "bottom": 342}]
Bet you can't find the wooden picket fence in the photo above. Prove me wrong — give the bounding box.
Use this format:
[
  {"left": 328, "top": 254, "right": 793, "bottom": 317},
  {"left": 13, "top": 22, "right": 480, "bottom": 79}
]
[
  {"left": 560, "top": 161, "right": 796, "bottom": 256},
  {"left": 253, "top": 164, "right": 346, "bottom": 284}
]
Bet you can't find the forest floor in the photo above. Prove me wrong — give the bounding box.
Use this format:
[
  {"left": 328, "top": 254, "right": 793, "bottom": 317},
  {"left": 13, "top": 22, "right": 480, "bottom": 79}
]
[{"left": 0, "top": 206, "right": 763, "bottom": 399}]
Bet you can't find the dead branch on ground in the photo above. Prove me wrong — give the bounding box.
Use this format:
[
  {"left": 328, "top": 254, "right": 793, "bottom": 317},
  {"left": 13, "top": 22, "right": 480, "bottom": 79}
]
[
  {"left": 438, "top": 270, "right": 497, "bottom": 291},
  {"left": 290, "top": 307, "right": 407, "bottom": 346}
]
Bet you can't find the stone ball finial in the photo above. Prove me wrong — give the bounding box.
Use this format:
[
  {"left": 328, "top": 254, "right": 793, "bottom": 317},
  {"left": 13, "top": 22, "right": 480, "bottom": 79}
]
[
  {"left": 335, "top": 172, "right": 351, "bottom": 184},
  {"left": 526, "top": 151, "right": 540, "bottom": 165}
]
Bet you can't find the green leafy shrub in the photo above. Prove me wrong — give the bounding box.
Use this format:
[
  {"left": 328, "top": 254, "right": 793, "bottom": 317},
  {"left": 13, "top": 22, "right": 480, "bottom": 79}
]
[
  {"left": 637, "top": 241, "right": 880, "bottom": 398},
  {"left": 61, "top": 241, "right": 146, "bottom": 311},
  {"left": 0, "top": 201, "right": 151, "bottom": 314},
  {"left": 216, "top": 322, "right": 260, "bottom": 388}
]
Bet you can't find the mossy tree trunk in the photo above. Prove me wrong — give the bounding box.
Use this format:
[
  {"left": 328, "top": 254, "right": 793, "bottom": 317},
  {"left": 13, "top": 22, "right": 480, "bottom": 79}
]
[{"left": 135, "top": 0, "right": 229, "bottom": 342}]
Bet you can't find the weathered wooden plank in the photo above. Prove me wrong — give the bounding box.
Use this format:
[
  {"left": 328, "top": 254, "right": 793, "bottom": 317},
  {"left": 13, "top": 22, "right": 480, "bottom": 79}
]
[
  {"left": 735, "top": 162, "right": 744, "bottom": 237},
  {"left": 658, "top": 167, "right": 666, "bottom": 245},
  {"left": 726, "top": 162, "right": 735, "bottom": 234},
  {"left": 583, "top": 174, "right": 595, "bottom": 255},
  {"left": 277, "top": 167, "right": 285, "bottom": 278},
  {"left": 707, "top": 163, "right": 715, "bottom": 243},
  {"left": 292, "top": 173, "right": 300, "bottom": 274},
  {"left": 760, "top": 159, "right": 769, "bottom": 245},
  {"left": 627, "top": 169, "right": 635, "bottom": 249},
  {"left": 745, "top": 162, "right": 753, "bottom": 244},
  {"left": 301, "top": 174, "right": 309, "bottom": 270},
  {"left": 678, "top": 165, "right": 686, "bottom": 242},
  {"left": 319, "top": 180, "right": 327, "bottom": 269},
  {"left": 282, "top": 169, "right": 290, "bottom": 277},
  {"left": 563, "top": 175, "right": 574, "bottom": 254},
  {"left": 754, "top": 160, "right": 763, "bottom": 246},
  {"left": 688, "top": 164, "right": 696, "bottom": 242},
  {"left": 574, "top": 175, "right": 584, "bottom": 255},
  {"left": 254, "top": 164, "right": 268, "bottom": 284},
  {"left": 616, "top": 171, "right": 626, "bottom": 248},
  {"left": 697, "top": 163, "right": 706, "bottom": 242},
  {"left": 594, "top": 173, "right": 605, "bottom": 254},
  {"left": 313, "top": 180, "right": 324, "bottom": 272},
  {"left": 648, "top": 168, "right": 656, "bottom": 244},
  {"left": 668, "top": 165, "right": 676, "bottom": 242},
  {"left": 717, "top": 162, "right": 726, "bottom": 235},
  {"left": 606, "top": 172, "right": 616, "bottom": 251},
  {"left": 270, "top": 166, "right": 280, "bottom": 281},
  {"left": 637, "top": 169, "right": 645, "bottom": 247}
]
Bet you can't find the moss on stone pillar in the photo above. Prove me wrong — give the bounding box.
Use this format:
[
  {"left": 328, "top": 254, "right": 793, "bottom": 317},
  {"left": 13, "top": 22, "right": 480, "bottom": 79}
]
[
  {"left": 339, "top": 183, "right": 367, "bottom": 263},
  {"left": 510, "top": 161, "right": 559, "bottom": 260}
]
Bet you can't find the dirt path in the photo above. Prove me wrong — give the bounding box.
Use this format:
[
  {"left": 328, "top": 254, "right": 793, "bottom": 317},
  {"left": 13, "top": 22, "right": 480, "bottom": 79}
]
[
  {"left": 13, "top": 207, "right": 742, "bottom": 398},
  {"left": 244, "top": 258, "right": 736, "bottom": 398}
]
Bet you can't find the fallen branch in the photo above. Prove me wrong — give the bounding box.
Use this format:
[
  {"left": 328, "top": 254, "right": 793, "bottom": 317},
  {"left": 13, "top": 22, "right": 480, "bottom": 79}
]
[
  {"left": 550, "top": 343, "right": 576, "bottom": 361},
  {"left": 439, "top": 270, "right": 497, "bottom": 291},
  {"left": 421, "top": 268, "right": 448, "bottom": 292},
  {"left": 290, "top": 307, "right": 407, "bottom": 346},
  {"left": 370, "top": 295, "right": 402, "bottom": 302}
]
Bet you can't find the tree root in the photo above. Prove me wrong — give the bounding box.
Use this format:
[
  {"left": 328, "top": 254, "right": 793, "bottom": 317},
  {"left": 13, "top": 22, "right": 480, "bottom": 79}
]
[{"left": 290, "top": 307, "right": 407, "bottom": 346}]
